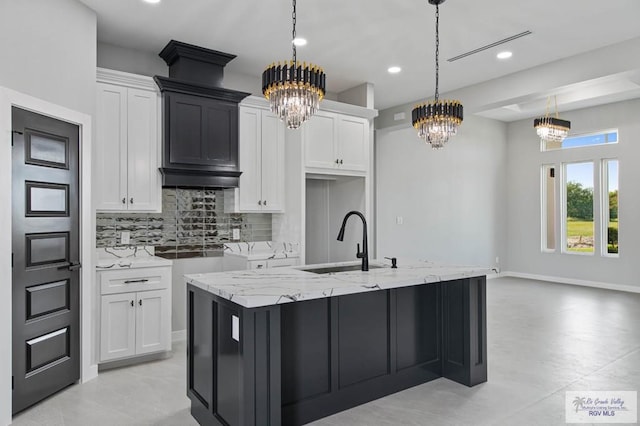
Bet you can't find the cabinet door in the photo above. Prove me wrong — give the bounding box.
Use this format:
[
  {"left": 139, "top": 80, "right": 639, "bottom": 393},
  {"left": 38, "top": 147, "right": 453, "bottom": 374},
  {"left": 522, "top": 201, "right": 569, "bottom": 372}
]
[
  {"left": 100, "top": 293, "right": 136, "bottom": 362},
  {"left": 136, "top": 289, "right": 170, "bottom": 356},
  {"left": 167, "top": 93, "right": 239, "bottom": 170},
  {"left": 126, "top": 88, "right": 160, "bottom": 211},
  {"left": 260, "top": 110, "right": 285, "bottom": 212},
  {"left": 338, "top": 116, "right": 368, "bottom": 172},
  {"left": 95, "top": 83, "right": 128, "bottom": 211},
  {"left": 304, "top": 111, "right": 337, "bottom": 170},
  {"left": 237, "top": 106, "right": 262, "bottom": 211}
]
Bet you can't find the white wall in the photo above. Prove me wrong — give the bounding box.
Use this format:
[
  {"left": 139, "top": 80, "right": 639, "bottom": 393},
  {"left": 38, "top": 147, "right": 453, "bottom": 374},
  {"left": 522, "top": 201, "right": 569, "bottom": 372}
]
[
  {"left": 505, "top": 98, "right": 640, "bottom": 289},
  {"left": 0, "top": 1, "right": 97, "bottom": 424},
  {"left": 375, "top": 115, "right": 508, "bottom": 268}
]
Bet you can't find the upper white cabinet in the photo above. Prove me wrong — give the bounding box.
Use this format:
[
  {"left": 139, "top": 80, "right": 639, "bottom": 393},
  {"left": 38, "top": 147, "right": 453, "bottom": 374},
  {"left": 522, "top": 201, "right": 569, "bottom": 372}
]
[
  {"left": 95, "top": 68, "right": 161, "bottom": 212},
  {"left": 304, "top": 110, "right": 369, "bottom": 174},
  {"left": 226, "top": 102, "right": 285, "bottom": 212}
]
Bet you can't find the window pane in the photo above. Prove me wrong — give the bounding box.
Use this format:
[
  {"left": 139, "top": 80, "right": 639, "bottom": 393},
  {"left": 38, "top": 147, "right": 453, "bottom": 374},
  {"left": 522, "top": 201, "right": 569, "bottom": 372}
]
[
  {"left": 542, "top": 165, "right": 556, "bottom": 250},
  {"left": 565, "top": 162, "right": 594, "bottom": 254},
  {"left": 544, "top": 130, "right": 618, "bottom": 151},
  {"left": 605, "top": 160, "right": 619, "bottom": 255}
]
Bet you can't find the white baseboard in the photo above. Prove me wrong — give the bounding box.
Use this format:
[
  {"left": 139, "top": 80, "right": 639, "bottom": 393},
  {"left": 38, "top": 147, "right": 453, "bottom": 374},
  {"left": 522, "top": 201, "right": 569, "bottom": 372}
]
[
  {"left": 172, "top": 329, "right": 187, "bottom": 343},
  {"left": 499, "top": 271, "right": 640, "bottom": 294}
]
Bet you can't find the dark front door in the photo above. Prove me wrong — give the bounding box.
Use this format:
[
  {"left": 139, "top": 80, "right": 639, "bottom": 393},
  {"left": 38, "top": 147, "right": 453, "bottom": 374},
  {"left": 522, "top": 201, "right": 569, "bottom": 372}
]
[{"left": 11, "top": 107, "right": 80, "bottom": 414}]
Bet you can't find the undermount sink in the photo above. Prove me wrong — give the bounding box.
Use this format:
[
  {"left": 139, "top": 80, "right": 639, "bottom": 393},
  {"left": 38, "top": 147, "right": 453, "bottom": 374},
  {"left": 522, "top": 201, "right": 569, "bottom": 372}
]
[{"left": 300, "top": 264, "right": 385, "bottom": 274}]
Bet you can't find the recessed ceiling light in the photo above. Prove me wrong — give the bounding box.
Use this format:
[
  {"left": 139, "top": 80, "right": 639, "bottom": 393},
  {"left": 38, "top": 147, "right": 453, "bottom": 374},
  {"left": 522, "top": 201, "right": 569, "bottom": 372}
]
[
  {"left": 497, "top": 51, "right": 513, "bottom": 60},
  {"left": 292, "top": 38, "right": 307, "bottom": 47},
  {"left": 387, "top": 66, "right": 402, "bottom": 74},
  {"left": 143, "top": 0, "right": 161, "bottom": 3}
]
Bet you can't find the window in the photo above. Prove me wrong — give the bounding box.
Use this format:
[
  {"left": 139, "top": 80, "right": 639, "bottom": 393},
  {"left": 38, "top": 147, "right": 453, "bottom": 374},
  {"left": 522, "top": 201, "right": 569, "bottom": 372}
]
[
  {"left": 564, "top": 162, "right": 594, "bottom": 254},
  {"left": 541, "top": 130, "right": 619, "bottom": 257},
  {"left": 603, "top": 159, "right": 618, "bottom": 255},
  {"left": 543, "top": 130, "right": 618, "bottom": 151}
]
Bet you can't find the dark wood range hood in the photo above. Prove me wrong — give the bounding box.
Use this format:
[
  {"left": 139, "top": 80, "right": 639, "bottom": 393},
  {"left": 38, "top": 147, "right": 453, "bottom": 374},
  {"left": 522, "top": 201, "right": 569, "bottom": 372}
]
[{"left": 154, "top": 40, "right": 250, "bottom": 188}]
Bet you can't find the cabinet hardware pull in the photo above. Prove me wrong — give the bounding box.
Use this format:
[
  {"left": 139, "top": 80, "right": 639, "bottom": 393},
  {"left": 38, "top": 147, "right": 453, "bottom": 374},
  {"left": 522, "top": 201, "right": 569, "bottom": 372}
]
[
  {"left": 130, "top": 197, "right": 134, "bottom": 204},
  {"left": 258, "top": 200, "right": 262, "bottom": 205},
  {"left": 263, "top": 200, "right": 267, "bottom": 206},
  {"left": 57, "top": 261, "right": 81, "bottom": 271},
  {"left": 340, "top": 159, "right": 343, "bottom": 164},
  {"left": 122, "top": 198, "right": 126, "bottom": 204},
  {"left": 139, "top": 299, "right": 142, "bottom": 306},
  {"left": 124, "top": 279, "right": 149, "bottom": 284},
  {"left": 130, "top": 300, "right": 134, "bottom": 307},
  {"left": 335, "top": 159, "right": 339, "bottom": 164}
]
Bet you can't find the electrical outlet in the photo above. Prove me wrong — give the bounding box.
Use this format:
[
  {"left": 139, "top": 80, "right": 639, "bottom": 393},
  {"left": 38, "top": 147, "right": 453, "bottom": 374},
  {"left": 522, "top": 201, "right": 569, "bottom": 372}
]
[
  {"left": 232, "top": 228, "right": 240, "bottom": 240},
  {"left": 120, "top": 231, "right": 130, "bottom": 245},
  {"left": 495, "top": 256, "right": 500, "bottom": 264},
  {"left": 396, "top": 216, "right": 404, "bottom": 225}
]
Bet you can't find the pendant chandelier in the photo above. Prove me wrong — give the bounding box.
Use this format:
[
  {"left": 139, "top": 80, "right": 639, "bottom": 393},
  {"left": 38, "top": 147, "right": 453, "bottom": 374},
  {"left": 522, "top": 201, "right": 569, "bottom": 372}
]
[
  {"left": 411, "top": 0, "right": 463, "bottom": 149},
  {"left": 534, "top": 96, "right": 571, "bottom": 144},
  {"left": 262, "top": 0, "right": 326, "bottom": 129}
]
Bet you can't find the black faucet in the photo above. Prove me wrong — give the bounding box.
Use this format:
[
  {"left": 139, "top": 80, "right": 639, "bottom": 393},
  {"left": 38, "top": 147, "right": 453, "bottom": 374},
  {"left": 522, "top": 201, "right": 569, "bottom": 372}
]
[{"left": 337, "top": 211, "right": 369, "bottom": 271}]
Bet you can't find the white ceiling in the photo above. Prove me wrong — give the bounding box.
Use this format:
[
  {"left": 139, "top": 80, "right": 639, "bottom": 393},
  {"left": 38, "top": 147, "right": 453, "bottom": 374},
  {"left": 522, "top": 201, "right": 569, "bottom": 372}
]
[{"left": 79, "top": 0, "right": 640, "bottom": 116}]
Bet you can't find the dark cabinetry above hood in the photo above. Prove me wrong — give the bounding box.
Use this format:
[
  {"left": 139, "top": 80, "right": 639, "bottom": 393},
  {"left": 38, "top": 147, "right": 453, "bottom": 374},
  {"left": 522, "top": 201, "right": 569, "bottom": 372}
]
[{"left": 154, "top": 40, "right": 250, "bottom": 188}]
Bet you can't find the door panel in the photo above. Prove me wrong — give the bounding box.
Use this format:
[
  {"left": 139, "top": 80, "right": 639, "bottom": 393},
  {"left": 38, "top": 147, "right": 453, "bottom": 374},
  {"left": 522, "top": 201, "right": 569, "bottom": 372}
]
[
  {"left": 100, "top": 293, "right": 136, "bottom": 362},
  {"left": 304, "top": 111, "right": 337, "bottom": 169},
  {"left": 136, "top": 289, "right": 169, "bottom": 355},
  {"left": 337, "top": 116, "right": 368, "bottom": 172},
  {"left": 12, "top": 107, "right": 80, "bottom": 414},
  {"left": 95, "top": 83, "right": 127, "bottom": 210},
  {"left": 126, "top": 88, "right": 158, "bottom": 211},
  {"left": 260, "top": 110, "right": 285, "bottom": 211},
  {"left": 238, "top": 106, "right": 261, "bottom": 211}
]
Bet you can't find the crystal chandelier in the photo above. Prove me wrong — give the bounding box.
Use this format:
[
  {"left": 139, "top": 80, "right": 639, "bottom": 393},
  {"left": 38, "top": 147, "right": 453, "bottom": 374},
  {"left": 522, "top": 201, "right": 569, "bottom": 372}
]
[
  {"left": 412, "top": 0, "right": 463, "bottom": 149},
  {"left": 262, "top": 0, "right": 326, "bottom": 129},
  {"left": 534, "top": 96, "right": 571, "bottom": 143}
]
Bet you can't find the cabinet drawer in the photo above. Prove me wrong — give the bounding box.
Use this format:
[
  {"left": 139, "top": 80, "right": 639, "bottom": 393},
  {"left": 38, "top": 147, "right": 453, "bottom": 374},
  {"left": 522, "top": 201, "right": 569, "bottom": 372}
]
[
  {"left": 248, "top": 260, "right": 268, "bottom": 270},
  {"left": 99, "top": 266, "right": 171, "bottom": 295},
  {"left": 267, "top": 258, "right": 300, "bottom": 268}
]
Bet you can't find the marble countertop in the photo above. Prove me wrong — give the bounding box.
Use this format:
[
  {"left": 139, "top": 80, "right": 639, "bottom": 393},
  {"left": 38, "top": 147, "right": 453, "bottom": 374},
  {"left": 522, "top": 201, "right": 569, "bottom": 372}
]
[
  {"left": 223, "top": 241, "right": 300, "bottom": 261},
  {"left": 96, "top": 246, "right": 173, "bottom": 270},
  {"left": 185, "top": 259, "right": 496, "bottom": 308}
]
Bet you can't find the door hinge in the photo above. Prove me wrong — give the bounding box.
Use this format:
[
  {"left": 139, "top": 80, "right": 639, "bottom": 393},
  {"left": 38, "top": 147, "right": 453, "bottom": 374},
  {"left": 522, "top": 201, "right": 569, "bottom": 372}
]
[
  {"left": 12, "top": 376, "right": 14, "bottom": 390},
  {"left": 11, "top": 130, "right": 23, "bottom": 147},
  {"left": 11, "top": 253, "right": 14, "bottom": 268}
]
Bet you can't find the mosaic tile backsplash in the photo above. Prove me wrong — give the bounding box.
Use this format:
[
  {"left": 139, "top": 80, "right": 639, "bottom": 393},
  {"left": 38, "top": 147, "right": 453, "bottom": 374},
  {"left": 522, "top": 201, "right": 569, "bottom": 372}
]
[{"left": 96, "top": 188, "right": 272, "bottom": 259}]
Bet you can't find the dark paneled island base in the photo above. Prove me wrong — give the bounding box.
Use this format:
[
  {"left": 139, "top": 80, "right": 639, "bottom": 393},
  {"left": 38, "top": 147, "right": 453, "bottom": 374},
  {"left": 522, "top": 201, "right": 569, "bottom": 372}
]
[{"left": 187, "top": 277, "right": 487, "bottom": 425}]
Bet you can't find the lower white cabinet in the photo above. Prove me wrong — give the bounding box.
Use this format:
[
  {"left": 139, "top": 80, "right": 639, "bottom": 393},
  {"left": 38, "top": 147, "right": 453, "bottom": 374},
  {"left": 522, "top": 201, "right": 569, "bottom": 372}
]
[
  {"left": 224, "top": 254, "right": 300, "bottom": 271},
  {"left": 98, "top": 266, "right": 171, "bottom": 363}
]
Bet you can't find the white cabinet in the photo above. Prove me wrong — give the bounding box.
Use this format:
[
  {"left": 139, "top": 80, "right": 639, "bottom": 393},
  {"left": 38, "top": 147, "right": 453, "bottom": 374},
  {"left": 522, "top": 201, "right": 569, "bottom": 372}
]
[
  {"left": 226, "top": 104, "right": 285, "bottom": 212},
  {"left": 95, "top": 68, "right": 161, "bottom": 212},
  {"left": 304, "top": 111, "right": 369, "bottom": 173},
  {"left": 98, "top": 265, "right": 171, "bottom": 363},
  {"left": 248, "top": 257, "right": 300, "bottom": 270},
  {"left": 224, "top": 254, "right": 300, "bottom": 271}
]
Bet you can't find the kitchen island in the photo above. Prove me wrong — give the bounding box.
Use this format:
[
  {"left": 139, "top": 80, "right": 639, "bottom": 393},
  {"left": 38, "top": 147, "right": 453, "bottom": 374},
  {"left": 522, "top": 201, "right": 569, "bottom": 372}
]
[{"left": 185, "top": 260, "right": 494, "bottom": 426}]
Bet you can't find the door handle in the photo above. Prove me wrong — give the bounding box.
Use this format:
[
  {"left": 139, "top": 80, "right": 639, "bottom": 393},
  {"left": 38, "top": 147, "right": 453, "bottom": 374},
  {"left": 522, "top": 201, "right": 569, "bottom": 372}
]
[
  {"left": 58, "top": 261, "right": 81, "bottom": 271},
  {"left": 130, "top": 197, "right": 134, "bottom": 204},
  {"left": 124, "top": 279, "right": 149, "bottom": 284}
]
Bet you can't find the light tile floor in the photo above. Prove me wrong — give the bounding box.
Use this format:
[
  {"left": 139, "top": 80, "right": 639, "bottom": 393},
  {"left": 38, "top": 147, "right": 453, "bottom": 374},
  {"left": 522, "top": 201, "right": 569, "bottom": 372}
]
[{"left": 12, "top": 277, "right": 640, "bottom": 425}]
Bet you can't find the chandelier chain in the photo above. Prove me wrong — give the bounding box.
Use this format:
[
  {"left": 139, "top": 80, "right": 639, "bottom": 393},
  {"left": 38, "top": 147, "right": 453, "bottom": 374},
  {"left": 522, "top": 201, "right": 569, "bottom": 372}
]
[
  {"left": 292, "top": 0, "right": 297, "bottom": 67},
  {"left": 434, "top": 3, "right": 440, "bottom": 101}
]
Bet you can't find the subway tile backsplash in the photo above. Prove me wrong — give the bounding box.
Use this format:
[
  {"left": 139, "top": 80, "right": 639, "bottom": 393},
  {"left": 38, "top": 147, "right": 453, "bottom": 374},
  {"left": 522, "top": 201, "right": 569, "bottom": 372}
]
[{"left": 96, "top": 188, "right": 272, "bottom": 259}]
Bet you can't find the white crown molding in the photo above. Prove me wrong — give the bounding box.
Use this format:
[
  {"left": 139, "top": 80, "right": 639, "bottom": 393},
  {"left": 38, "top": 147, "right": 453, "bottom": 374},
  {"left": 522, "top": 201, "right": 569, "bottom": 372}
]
[{"left": 96, "top": 67, "right": 157, "bottom": 91}]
